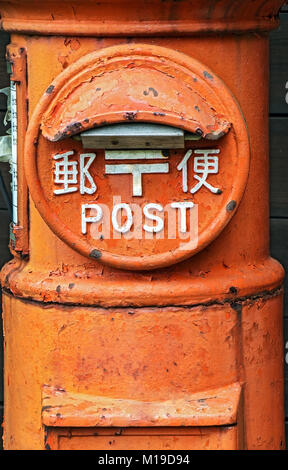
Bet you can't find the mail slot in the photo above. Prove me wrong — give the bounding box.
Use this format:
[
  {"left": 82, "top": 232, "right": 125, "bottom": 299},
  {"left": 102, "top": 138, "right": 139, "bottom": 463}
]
[
  {"left": 80, "top": 123, "right": 191, "bottom": 149},
  {"left": 0, "top": 0, "right": 286, "bottom": 450}
]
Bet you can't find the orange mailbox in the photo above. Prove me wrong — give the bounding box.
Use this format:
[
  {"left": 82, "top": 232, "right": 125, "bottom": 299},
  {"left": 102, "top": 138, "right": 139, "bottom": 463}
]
[{"left": 0, "top": 0, "right": 286, "bottom": 450}]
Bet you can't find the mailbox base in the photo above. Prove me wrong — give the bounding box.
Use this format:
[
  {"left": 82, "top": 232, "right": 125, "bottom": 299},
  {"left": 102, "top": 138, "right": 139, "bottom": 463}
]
[{"left": 2, "top": 290, "right": 284, "bottom": 450}]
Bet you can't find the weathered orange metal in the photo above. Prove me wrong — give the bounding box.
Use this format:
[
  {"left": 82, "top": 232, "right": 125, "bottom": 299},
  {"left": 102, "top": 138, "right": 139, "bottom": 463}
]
[
  {"left": 0, "top": 0, "right": 286, "bottom": 450},
  {"left": 24, "top": 44, "right": 249, "bottom": 270}
]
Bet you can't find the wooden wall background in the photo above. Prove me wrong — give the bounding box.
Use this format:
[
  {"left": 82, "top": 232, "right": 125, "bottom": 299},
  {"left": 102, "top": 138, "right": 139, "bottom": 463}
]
[
  {"left": 0, "top": 8, "right": 288, "bottom": 448},
  {"left": 270, "top": 5, "right": 288, "bottom": 444}
]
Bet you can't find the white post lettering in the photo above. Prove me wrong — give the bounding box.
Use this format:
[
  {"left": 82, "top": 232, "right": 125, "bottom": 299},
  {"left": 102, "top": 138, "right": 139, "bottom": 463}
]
[
  {"left": 53, "top": 151, "right": 78, "bottom": 195},
  {"left": 105, "top": 163, "right": 169, "bottom": 197},
  {"left": 171, "top": 201, "right": 194, "bottom": 233},
  {"left": 81, "top": 203, "right": 103, "bottom": 234},
  {"left": 191, "top": 149, "right": 220, "bottom": 194},
  {"left": 143, "top": 203, "right": 164, "bottom": 233},
  {"left": 80, "top": 153, "right": 97, "bottom": 195},
  {"left": 177, "top": 149, "right": 192, "bottom": 193},
  {"left": 112, "top": 203, "right": 133, "bottom": 234}
]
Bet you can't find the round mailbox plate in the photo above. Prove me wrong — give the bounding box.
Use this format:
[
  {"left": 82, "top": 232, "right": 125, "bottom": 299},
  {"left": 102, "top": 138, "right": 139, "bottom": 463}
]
[{"left": 25, "top": 44, "right": 250, "bottom": 271}]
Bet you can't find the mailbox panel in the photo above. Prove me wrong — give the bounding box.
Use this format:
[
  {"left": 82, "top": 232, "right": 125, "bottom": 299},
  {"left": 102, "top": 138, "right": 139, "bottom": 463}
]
[
  {"left": 24, "top": 44, "right": 250, "bottom": 270},
  {"left": 45, "top": 426, "right": 241, "bottom": 450}
]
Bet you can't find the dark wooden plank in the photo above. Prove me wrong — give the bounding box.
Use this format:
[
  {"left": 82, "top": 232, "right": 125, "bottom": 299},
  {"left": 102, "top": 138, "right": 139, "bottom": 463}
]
[
  {"left": 0, "top": 109, "right": 10, "bottom": 136},
  {"left": 284, "top": 318, "right": 288, "bottom": 417},
  {"left": 0, "top": 108, "right": 12, "bottom": 211},
  {"left": 0, "top": 32, "right": 9, "bottom": 112},
  {"left": 270, "top": 217, "right": 288, "bottom": 423},
  {"left": 270, "top": 217, "right": 288, "bottom": 306},
  {"left": 0, "top": 210, "right": 11, "bottom": 405},
  {"left": 270, "top": 117, "right": 288, "bottom": 217},
  {"left": 0, "top": 292, "right": 2, "bottom": 408},
  {"left": 0, "top": 210, "right": 11, "bottom": 269},
  {"left": 0, "top": 404, "right": 3, "bottom": 449},
  {"left": 0, "top": 162, "right": 11, "bottom": 211},
  {"left": 270, "top": 218, "right": 288, "bottom": 283},
  {"left": 270, "top": 12, "right": 288, "bottom": 115}
]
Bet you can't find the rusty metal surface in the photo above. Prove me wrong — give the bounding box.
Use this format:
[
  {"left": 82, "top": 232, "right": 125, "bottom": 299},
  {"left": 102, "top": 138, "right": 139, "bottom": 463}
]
[
  {"left": 1, "top": 257, "right": 284, "bottom": 307},
  {"left": 24, "top": 44, "right": 249, "bottom": 270},
  {"left": 0, "top": 1, "right": 285, "bottom": 36},
  {"left": 42, "top": 382, "right": 242, "bottom": 428},
  {"left": 6, "top": 45, "right": 29, "bottom": 256},
  {"left": 2, "top": 292, "right": 284, "bottom": 449},
  {"left": 6, "top": 31, "right": 274, "bottom": 298},
  {"left": 40, "top": 45, "right": 231, "bottom": 142},
  {"left": 0, "top": 0, "right": 286, "bottom": 451},
  {"left": 45, "top": 426, "right": 241, "bottom": 450}
]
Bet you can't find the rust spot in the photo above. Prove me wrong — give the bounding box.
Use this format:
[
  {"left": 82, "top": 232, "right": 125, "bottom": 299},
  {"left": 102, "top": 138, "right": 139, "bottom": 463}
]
[
  {"left": 53, "top": 121, "right": 83, "bottom": 141},
  {"left": 42, "top": 405, "right": 53, "bottom": 412},
  {"left": 203, "top": 71, "right": 214, "bottom": 81},
  {"left": 153, "top": 112, "right": 166, "bottom": 116},
  {"left": 231, "top": 302, "right": 242, "bottom": 318},
  {"left": 58, "top": 55, "right": 69, "bottom": 69},
  {"left": 89, "top": 249, "right": 102, "bottom": 259},
  {"left": 226, "top": 200, "right": 237, "bottom": 212},
  {"left": 46, "top": 85, "right": 55, "bottom": 95},
  {"left": 68, "top": 283, "right": 75, "bottom": 289},
  {"left": 59, "top": 324, "right": 67, "bottom": 334},
  {"left": 124, "top": 112, "right": 137, "bottom": 121},
  {"left": 229, "top": 286, "right": 238, "bottom": 294},
  {"left": 64, "top": 121, "right": 83, "bottom": 135},
  {"left": 56, "top": 285, "right": 61, "bottom": 293},
  {"left": 195, "top": 128, "right": 203, "bottom": 136},
  {"left": 143, "top": 87, "right": 158, "bottom": 97}
]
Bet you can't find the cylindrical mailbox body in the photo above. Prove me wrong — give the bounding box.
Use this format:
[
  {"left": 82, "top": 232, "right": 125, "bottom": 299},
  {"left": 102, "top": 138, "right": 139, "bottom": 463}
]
[{"left": 0, "top": 0, "right": 286, "bottom": 450}]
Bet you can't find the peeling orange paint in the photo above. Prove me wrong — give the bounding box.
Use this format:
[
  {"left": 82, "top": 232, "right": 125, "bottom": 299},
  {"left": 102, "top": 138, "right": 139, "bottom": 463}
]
[{"left": 0, "top": 0, "right": 286, "bottom": 451}]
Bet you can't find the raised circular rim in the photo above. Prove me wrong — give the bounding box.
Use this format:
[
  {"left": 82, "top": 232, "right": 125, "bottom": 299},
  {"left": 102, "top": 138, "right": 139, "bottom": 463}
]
[{"left": 24, "top": 43, "right": 250, "bottom": 271}]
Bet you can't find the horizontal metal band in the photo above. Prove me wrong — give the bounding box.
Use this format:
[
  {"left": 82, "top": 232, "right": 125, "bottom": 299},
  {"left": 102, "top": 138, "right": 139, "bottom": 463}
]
[
  {"left": 1, "top": 18, "right": 281, "bottom": 36},
  {"left": 1, "top": 257, "right": 284, "bottom": 308},
  {"left": 42, "top": 382, "right": 242, "bottom": 428}
]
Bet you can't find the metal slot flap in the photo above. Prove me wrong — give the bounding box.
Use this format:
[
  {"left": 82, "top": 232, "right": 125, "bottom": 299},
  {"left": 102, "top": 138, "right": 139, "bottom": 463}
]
[
  {"left": 80, "top": 123, "right": 185, "bottom": 149},
  {"left": 42, "top": 382, "right": 242, "bottom": 428}
]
